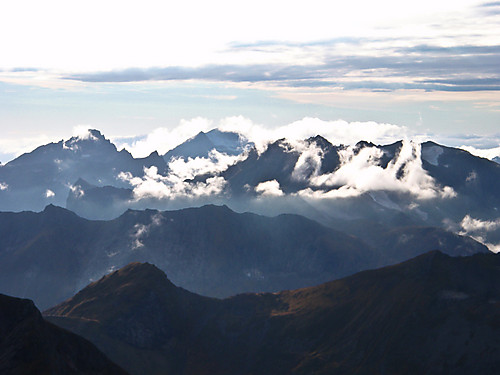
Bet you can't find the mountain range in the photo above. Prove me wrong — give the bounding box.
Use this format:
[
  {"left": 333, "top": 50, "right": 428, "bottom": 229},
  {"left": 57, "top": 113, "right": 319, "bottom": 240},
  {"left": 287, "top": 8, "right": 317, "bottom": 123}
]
[
  {"left": 0, "top": 204, "right": 486, "bottom": 310},
  {"left": 2, "top": 128, "right": 493, "bottom": 250},
  {"left": 0, "top": 126, "right": 498, "bottom": 373},
  {"left": 45, "top": 251, "right": 500, "bottom": 375}
]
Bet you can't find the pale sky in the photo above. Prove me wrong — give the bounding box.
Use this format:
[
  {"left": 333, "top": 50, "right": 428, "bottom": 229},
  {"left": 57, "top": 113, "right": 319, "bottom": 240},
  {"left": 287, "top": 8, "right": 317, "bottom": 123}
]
[{"left": 0, "top": 0, "right": 499, "bottom": 162}]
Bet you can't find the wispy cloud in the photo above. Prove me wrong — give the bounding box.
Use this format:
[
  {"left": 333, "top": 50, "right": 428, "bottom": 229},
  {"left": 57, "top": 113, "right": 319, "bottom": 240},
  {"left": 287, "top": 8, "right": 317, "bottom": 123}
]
[
  {"left": 477, "top": 1, "right": 500, "bottom": 15},
  {"left": 62, "top": 41, "right": 500, "bottom": 93},
  {"left": 130, "top": 212, "right": 163, "bottom": 249}
]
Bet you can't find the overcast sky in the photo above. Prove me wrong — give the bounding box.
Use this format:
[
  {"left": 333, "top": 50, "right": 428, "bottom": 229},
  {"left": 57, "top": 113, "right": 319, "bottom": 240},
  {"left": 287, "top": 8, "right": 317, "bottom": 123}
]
[{"left": 0, "top": 0, "right": 499, "bottom": 162}]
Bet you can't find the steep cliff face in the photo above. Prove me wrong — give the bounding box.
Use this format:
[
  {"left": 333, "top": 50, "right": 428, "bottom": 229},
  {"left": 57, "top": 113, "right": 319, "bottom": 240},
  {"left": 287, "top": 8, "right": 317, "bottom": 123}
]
[{"left": 0, "top": 293, "right": 129, "bottom": 375}]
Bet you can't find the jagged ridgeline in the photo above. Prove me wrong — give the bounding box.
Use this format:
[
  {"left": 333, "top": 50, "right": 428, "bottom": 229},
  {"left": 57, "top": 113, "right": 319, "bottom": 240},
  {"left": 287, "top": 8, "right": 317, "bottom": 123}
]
[
  {"left": 0, "top": 128, "right": 498, "bottom": 374},
  {"left": 0, "top": 128, "right": 499, "bottom": 248}
]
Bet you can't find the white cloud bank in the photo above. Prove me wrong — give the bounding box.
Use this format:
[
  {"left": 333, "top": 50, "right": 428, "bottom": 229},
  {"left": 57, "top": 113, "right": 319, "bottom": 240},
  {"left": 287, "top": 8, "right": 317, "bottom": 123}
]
[
  {"left": 219, "top": 116, "right": 409, "bottom": 154},
  {"left": 459, "top": 145, "right": 500, "bottom": 161},
  {"left": 120, "top": 166, "right": 227, "bottom": 201},
  {"left": 296, "top": 140, "right": 456, "bottom": 200},
  {"left": 115, "top": 116, "right": 410, "bottom": 158},
  {"left": 114, "top": 117, "right": 214, "bottom": 157},
  {"left": 119, "top": 149, "right": 245, "bottom": 201}
]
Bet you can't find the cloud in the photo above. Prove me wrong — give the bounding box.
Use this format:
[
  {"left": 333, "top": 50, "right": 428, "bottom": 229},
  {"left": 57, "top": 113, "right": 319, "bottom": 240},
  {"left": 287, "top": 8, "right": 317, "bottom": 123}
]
[
  {"left": 119, "top": 152, "right": 232, "bottom": 200},
  {"left": 255, "top": 180, "right": 284, "bottom": 197},
  {"left": 0, "top": 134, "right": 53, "bottom": 163},
  {"left": 62, "top": 126, "right": 102, "bottom": 151},
  {"left": 45, "top": 189, "right": 55, "bottom": 198},
  {"left": 71, "top": 125, "right": 99, "bottom": 141},
  {"left": 0, "top": 182, "right": 8, "bottom": 190},
  {"left": 460, "top": 215, "right": 500, "bottom": 233},
  {"left": 296, "top": 186, "right": 360, "bottom": 199},
  {"left": 130, "top": 212, "right": 163, "bottom": 249},
  {"left": 167, "top": 149, "right": 246, "bottom": 180},
  {"left": 114, "top": 117, "right": 214, "bottom": 158},
  {"left": 459, "top": 215, "right": 500, "bottom": 253},
  {"left": 62, "top": 40, "right": 500, "bottom": 93},
  {"left": 291, "top": 141, "right": 324, "bottom": 181},
  {"left": 478, "top": 1, "right": 500, "bottom": 16},
  {"left": 303, "top": 140, "right": 456, "bottom": 199},
  {"left": 459, "top": 145, "right": 500, "bottom": 161},
  {"left": 68, "top": 184, "right": 85, "bottom": 198},
  {"left": 114, "top": 116, "right": 410, "bottom": 158},
  {"left": 219, "top": 116, "right": 409, "bottom": 153},
  {"left": 114, "top": 117, "right": 455, "bottom": 202},
  {"left": 434, "top": 133, "right": 500, "bottom": 150}
]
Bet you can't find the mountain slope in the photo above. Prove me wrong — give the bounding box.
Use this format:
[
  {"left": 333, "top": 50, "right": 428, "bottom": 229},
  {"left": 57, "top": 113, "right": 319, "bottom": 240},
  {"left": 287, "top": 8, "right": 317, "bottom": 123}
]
[
  {"left": 59, "top": 133, "right": 500, "bottom": 254},
  {"left": 164, "top": 129, "right": 252, "bottom": 161},
  {"left": 0, "top": 204, "right": 488, "bottom": 310},
  {"left": 0, "top": 204, "right": 375, "bottom": 309},
  {"left": 0, "top": 293, "right": 129, "bottom": 375},
  {"left": 46, "top": 252, "right": 500, "bottom": 375},
  {"left": 0, "top": 129, "right": 166, "bottom": 211}
]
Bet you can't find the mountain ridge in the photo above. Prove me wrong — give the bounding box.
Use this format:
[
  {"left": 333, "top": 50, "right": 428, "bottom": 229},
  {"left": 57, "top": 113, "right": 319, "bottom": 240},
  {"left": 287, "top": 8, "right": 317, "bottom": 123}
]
[
  {"left": 0, "top": 203, "right": 488, "bottom": 310},
  {"left": 45, "top": 250, "right": 500, "bottom": 375}
]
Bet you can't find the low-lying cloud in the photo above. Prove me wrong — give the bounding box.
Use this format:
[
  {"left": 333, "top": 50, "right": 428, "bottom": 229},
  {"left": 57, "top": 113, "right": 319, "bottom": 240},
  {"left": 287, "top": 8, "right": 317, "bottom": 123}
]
[
  {"left": 118, "top": 125, "right": 457, "bottom": 202},
  {"left": 131, "top": 212, "right": 163, "bottom": 249},
  {"left": 298, "top": 140, "right": 456, "bottom": 200},
  {"left": 459, "top": 215, "right": 500, "bottom": 253},
  {"left": 118, "top": 149, "right": 244, "bottom": 201},
  {"left": 460, "top": 215, "right": 500, "bottom": 233},
  {"left": 120, "top": 166, "right": 227, "bottom": 201}
]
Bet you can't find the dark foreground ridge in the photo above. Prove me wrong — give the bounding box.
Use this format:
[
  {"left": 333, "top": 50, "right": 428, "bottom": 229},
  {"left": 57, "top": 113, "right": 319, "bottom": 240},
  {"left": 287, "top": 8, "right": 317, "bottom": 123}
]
[
  {"left": 0, "top": 293, "right": 129, "bottom": 375},
  {"left": 46, "top": 251, "right": 500, "bottom": 375}
]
